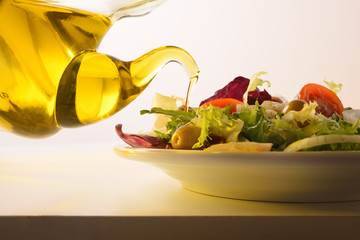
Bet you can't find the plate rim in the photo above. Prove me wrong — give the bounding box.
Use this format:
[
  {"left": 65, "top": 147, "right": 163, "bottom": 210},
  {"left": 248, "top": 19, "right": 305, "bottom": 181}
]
[
  {"left": 114, "top": 145, "right": 360, "bottom": 155},
  {"left": 114, "top": 145, "right": 360, "bottom": 164}
]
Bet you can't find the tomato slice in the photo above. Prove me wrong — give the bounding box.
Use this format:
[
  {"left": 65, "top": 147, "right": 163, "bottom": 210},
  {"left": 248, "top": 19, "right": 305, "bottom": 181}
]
[
  {"left": 200, "top": 98, "right": 244, "bottom": 113},
  {"left": 296, "top": 83, "right": 344, "bottom": 117}
]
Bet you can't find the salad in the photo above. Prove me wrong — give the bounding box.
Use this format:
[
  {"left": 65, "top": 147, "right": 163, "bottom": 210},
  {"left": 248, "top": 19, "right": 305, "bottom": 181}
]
[{"left": 116, "top": 72, "right": 360, "bottom": 152}]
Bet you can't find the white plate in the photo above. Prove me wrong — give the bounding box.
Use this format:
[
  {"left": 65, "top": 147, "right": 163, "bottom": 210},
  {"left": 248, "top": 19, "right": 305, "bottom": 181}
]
[{"left": 114, "top": 146, "right": 360, "bottom": 203}]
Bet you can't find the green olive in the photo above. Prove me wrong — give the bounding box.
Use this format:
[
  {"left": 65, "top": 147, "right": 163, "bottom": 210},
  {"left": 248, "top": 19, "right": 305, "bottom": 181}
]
[
  {"left": 171, "top": 124, "right": 201, "bottom": 149},
  {"left": 177, "top": 105, "right": 194, "bottom": 112},
  {"left": 283, "top": 99, "right": 307, "bottom": 114}
]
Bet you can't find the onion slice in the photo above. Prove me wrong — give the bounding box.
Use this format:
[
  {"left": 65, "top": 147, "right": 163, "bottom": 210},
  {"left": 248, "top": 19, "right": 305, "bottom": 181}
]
[{"left": 284, "top": 134, "right": 360, "bottom": 152}]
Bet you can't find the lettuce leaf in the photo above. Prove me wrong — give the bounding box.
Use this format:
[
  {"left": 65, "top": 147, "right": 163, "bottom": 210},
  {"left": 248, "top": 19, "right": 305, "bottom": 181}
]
[
  {"left": 140, "top": 108, "right": 196, "bottom": 139},
  {"left": 199, "top": 74, "right": 273, "bottom": 107},
  {"left": 324, "top": 80, "right": 342, "bottom": 94},
  {"left": 243, "top": 71, "right": 271, "bottom": 105},
  {"left": 233, "top": 104, "right": 269, "bottom": 143},
  {"left": 115, "top": 124, "right": 169, "bottom": 148},
  {"left": 192, "top": 105, "right": 244, "bottom": 148},
  {"left": 266, "top": 117, "right": 305, "bottom": 150}
]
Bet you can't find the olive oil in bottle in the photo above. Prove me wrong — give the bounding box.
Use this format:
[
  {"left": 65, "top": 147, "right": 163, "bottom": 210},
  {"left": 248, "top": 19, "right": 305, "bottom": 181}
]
[{"left": 0, "top": 0, "right": 199, "bottom": 137}]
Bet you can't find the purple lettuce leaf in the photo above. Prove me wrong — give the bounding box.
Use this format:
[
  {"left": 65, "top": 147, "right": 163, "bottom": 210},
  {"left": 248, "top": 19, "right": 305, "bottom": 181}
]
[
  {"left": 115, "top": 124, "right": 169, "bottom": 148},
  {"left": 199, "top": 76, "right": 274, "bottom": 106},
  {"left": 247, "top": 88, "right": 273, "bottom": 105}
]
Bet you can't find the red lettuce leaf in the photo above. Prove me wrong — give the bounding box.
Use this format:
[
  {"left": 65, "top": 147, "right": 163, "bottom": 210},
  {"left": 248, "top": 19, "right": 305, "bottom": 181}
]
[
  {"left": 199, "top": 76, "right": 274, "bottom": 106},
  {"left": 247, "top": 88, "right": 273, "bottom": 105},
  {"left": 115, "top": 124, "right": 169, "bottom": 148}
]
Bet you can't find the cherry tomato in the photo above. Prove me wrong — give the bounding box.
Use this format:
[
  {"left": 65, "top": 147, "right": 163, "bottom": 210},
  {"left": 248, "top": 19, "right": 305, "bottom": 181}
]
[
  {"left": 296, "top": 83, "right": 344, "bottom": 117},
  {"left": 200, "top": 98, "right": 244, "bottom": 114}
]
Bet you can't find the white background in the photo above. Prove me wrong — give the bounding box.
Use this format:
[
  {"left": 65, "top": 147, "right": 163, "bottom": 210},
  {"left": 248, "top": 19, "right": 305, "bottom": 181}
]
[{"left": 1, "top": 0, "right": 360, "bottom": 146}]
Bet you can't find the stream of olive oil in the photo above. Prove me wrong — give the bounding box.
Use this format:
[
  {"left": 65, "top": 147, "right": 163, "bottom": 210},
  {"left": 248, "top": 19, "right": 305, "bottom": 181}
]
[{"left": 184, "top": 75, "right": 199, "bottom": 112}]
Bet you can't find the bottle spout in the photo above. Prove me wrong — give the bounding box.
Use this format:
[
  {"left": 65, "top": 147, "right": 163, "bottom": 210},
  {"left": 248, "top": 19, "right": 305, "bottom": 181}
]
[
  {"left": 110, "top": 0, "right": 167, "bottom": 21},
  {"left": 55, "top": 46, "right": 199, "bottom": 128},
  {"left": 129, "top": 46, "right": 200, "bottom": 89}
]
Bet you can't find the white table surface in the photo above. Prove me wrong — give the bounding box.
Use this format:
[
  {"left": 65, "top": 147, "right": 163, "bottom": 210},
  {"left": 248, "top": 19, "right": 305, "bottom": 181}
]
[
  {"left": 1, "top": 143, "right": 360, "bottom": 239},
  {"left": 1, "top": 142, "right": 360, "bottom": 216}
]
